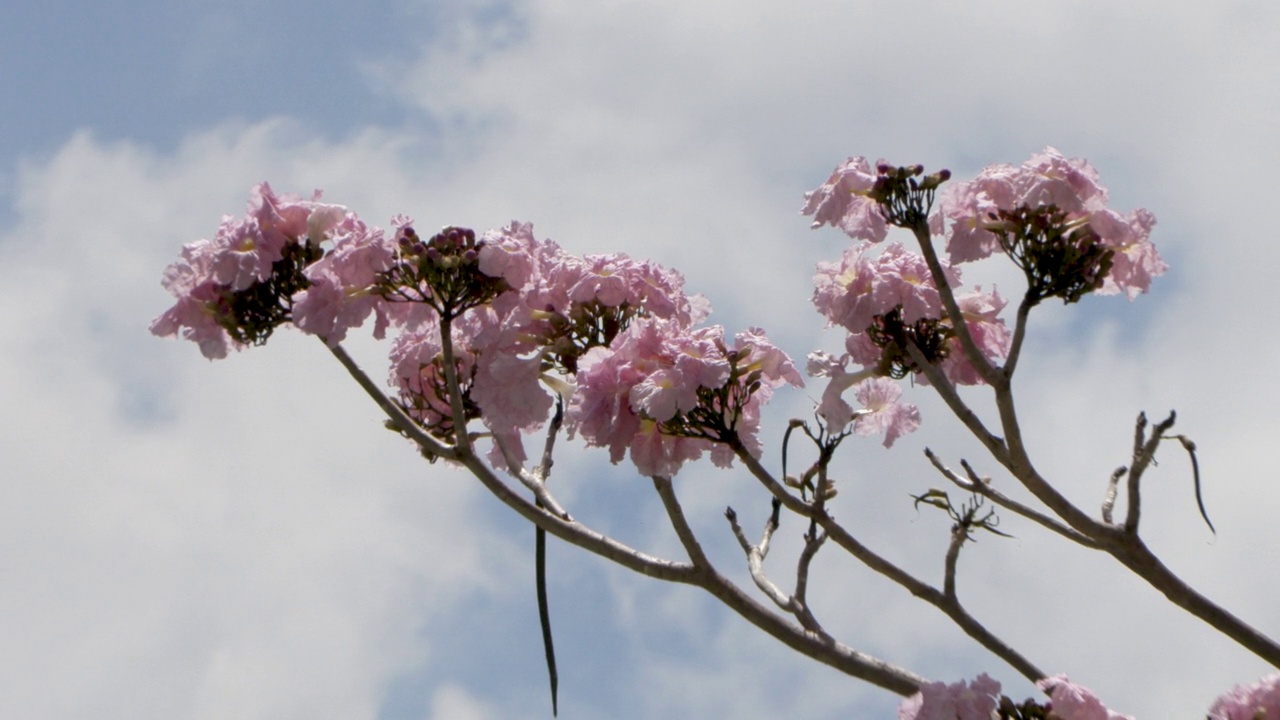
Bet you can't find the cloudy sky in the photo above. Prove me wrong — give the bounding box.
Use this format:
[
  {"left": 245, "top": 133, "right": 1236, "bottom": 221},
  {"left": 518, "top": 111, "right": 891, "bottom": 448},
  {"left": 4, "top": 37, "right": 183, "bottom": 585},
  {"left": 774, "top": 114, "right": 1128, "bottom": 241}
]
[{"left": 2, "top": 1, "right": 1279, "bottom": 718}]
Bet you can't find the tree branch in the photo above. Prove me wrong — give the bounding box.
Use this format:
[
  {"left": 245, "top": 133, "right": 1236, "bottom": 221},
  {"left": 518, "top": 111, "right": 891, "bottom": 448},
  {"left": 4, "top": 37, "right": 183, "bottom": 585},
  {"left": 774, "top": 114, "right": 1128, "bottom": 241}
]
[
  {"left": 732, "top": 441, "right": 1047, "bottom": 683},
  {"left": 924, "top": 448, "right": 1098, "bottom": 549}
]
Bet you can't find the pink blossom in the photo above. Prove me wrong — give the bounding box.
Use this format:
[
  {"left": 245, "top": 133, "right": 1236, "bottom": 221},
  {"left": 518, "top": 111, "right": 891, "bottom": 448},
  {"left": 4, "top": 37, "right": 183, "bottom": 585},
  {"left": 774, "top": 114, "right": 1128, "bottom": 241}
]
[
  {"left": 628, "top": 419, "right": 709, "bottom": 478},
  {"left": 206, "top": 216, "right": 285, "bottom": 292},
  {"left": 569, "top": 342, "right": 651, "bottom": 466},
  {"left": 935, "top": 162, "right": 1019, "bottom": 263},
  {"left": 1087, "top": 207, "right": 1166, "bottom": 299},
  {"left": 473, "top": 346, "right": 555, "bottom": 435},
  {"left": 568, "top": 318, "right": 797, "bottom": 476},
  {"left": 389, "top": 315, "right": 475, "bottom": 432},
  {"left": 807, "top": 351, "right": 867, "bottom": 429},
  {"left": 873, "top": 243, "right": 959, "bottom": 324},
  {"left": 802, "top": 156, "right": 889, "bottom": 243},
  {"left": 149, "top": 281, "right": 239, "bottom": 360},
  {"left": 899, "top": 673, "right": 1001, "bottom": 720},
  {"left": 488, "top": 227, "right": 710, "bottom": 340},
  {"left": 1037, "top": 675, "right": 1133, "bottom": 720},
  {"left": 1018, "top": 147, "right": 1108, "bottom": 214},
  {"left": 733, "top": 327, "right": 804, "bottom": 391},
  {"left": 937, "top": 148, "right": 1120, "bottom": 265},
  {"left": 292, "top": 218, "right": 396, "bottom": 344},
  {"left": 813, "top": 242, "right": 957, "bottom": 335},
  {"left": 725, "top": 327, "right": 805, "bottom": 456},
  {"left": 1207, "top": 673, "right": 1280, "bottom": 720},
  {"left": 247, "top": 181, "right": 319, "bottom": 247},
  {"left": 939, "top": 285, "right": 1011, "bottom": 386},
  {"left": 852, "top": 377, "right": 920, "bottom": 448},
  {"left": 152, "top": 183, "right": 384, "bottom": 357},
  {"left": 478, "top": 221, "right": 541, "bottom": 290}
]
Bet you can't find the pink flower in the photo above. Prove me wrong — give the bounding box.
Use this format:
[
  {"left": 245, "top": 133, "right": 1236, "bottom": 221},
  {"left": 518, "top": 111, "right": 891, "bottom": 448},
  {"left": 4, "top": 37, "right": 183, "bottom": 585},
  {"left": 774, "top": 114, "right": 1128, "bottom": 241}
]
[
  {"left": 247, "top": 181, "right": 319, "bottom": 247},
  {"left": 935, "top": 162, "right": 1020, "bottom": 263},
  {"left": 478, "top": 221, "right": 541, "bottom": 290},
  {"left": 569, "top": 340, "right": 653, "bottom": 466},
  {"left": 152, "top": 182, "right": 385, "bottom": 357},
  {"left": 473, "top": 346, "right": 555, "bottom": 435},
  {"left": 807, "top": 351, "right": 868, "bottom": 429},
  {"left": 873, "top": 243, "right": 959, "bottom": 324},
  {"left": 567, "top": 318, "right": 797, "bottom": 476},
  {"left": 1208, "top": 673, "right": 1280, "bottom": 720},
  {"left": 899, "top": 673, "right": 1001, "bottom": 720},
  {"left": 1037, "top": 675, "right": 1134, "bottom": 720},
  {"left": 802, "top": 156, "right": 889, "bottom": 243},
  {"left": 628, "top": 419, "right": 709, "bottom": 478},
  {"left": 934, "top": 148, "right": 1164, "bottom": 302},
  {"left": 292, "top": 218, "right": 396, "bottom": 345},
  {"left": 851, "top": 377, "right": 920, "bottom": 448},
  {"left": 1087, "top": 207, "right": 1165, "bottom": 299},
  {"left": 813, "top": 242, "right": 957, "bottom": 335},
  {"left": 1018, "top": 147, "right": 1108, "bottom": 214},
  {"left": 149, "top": 281, "right": 239, "bottom": 360},
  {"left": 938, "top": 285, "right": 1011, "bottom": 386}
]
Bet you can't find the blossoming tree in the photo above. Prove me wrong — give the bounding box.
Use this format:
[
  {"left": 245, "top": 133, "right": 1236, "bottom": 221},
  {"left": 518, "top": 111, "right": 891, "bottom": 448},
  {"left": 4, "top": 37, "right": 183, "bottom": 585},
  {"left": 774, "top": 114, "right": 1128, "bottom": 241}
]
[{"left": 152, "top": 148, "right": 1280, "bottom": 718}]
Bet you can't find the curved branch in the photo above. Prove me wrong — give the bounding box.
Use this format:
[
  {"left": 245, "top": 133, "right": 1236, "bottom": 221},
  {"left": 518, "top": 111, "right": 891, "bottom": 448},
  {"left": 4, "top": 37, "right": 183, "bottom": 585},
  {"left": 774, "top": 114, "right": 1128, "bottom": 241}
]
[
  {"left": 333, "top": 340, "right": 931, "bottom": 694},
  {"left": 923, "top": 448, "right": 1098, "bottom": 549},
  {"left": 653, "top": 476, "right": 925, "bottom": 695},
  {"left": 326, "top": 342, "right": 457, "bottom": 461}
]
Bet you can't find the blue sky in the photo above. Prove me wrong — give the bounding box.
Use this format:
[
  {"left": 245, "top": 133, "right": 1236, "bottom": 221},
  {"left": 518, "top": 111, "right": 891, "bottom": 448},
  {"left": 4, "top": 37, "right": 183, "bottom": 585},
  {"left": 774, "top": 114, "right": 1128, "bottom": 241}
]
[{"left": 2, "top": 1, "right": 1279, "bottom": 718}]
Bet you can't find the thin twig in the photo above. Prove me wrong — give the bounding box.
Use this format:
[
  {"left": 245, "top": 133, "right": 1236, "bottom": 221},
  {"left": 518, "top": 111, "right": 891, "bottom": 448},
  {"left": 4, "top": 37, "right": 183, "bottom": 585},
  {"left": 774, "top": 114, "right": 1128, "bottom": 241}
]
[
  {"left": 923, "top": 449, "right": 1097, "bottom": 548},
  {"left": 1169, "top": 434, "right": 1214, "bottom": 535},
  {"left": 1101, "top": 466, "right": 1126, "bottom": 527},
  {"left": 1124, "top": 411, "right": 1177, "bottom": 534},
  {"left": 732, "top": 441, "right": 1047, "bottom": 683}
]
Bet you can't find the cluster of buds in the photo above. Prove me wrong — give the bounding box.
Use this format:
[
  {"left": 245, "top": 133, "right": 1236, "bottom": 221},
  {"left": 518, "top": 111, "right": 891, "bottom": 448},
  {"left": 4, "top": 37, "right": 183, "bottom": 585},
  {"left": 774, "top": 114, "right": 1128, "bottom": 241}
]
[
  {"left": 866, "top": 162, "right": 952, "bottom": 228},
  {"left": 378, "top": 226, "right": 510, "bottom": 318},
  {"left": 863, "top": 306, "right": 954, "bottom": 379},
  {"left": 987, "top": 205, "right": 1115, "bottom": 305}
]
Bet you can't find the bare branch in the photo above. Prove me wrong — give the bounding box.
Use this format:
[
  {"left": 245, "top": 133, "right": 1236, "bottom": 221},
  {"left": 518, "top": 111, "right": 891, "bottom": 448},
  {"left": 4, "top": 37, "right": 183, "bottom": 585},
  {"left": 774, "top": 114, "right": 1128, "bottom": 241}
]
[
  {"left": 1101, "top": 466, "right": 1126, "bottom": 527},
  {"left": 653, "top": 476, "right": 712, "bottom": 569},
  {"left": 943, "top": 523, "right": 965, "bottom": 601},
  {"left": 732, "top": 441, "right": 1048, "bottom": 683},
  {"left": 724, "top": 505, "right": 791, "bottom": 609},
  {"left": 924, "top": 449, "right": 1097, "bottom": 549},
  {"left": 793, "top": 527, "right": 830, "bottom": 636},
  {"left": 1124, "top": 411, "right": 1177, "bottom": 534},
  {"left": 325, "top": 342, "right": 457, "bottom": 461},
  {"left": 1000, "top": 294, "right": 1035, "bottom": 378}
]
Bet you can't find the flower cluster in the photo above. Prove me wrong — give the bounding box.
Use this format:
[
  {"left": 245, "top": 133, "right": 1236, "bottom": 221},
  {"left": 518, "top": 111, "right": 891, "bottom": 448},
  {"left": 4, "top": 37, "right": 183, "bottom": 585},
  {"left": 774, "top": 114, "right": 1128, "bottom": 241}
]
[
  {"left": 154, "top": 193, "right": 799, "bottom": 477},
  {"left": 571, "top": 318, "right": 802, "bottom": 476},
  {"left": 899, "top": 672, "right": 1280, "bottom": 719},
  {"left": 1208, "top": 673, "right": 1280, "bottom": 719},
  {"left": 896, "top": 672, "right": 1001, "bottom": 720},
  {"left": 801, "top": 149, "right": 1162, "bottom": 441},
  {"left": 898, "top": 674, "right": 1135, "bottom": 720},
  {"left": 934, "top": 147, "right": 1165, "bottom": 299},
  {"left": 150, "top": 183, "right": 362, "bottom": 358},
  {"left": 382, "top": 222, "right": 796, "bottom": 475}
]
